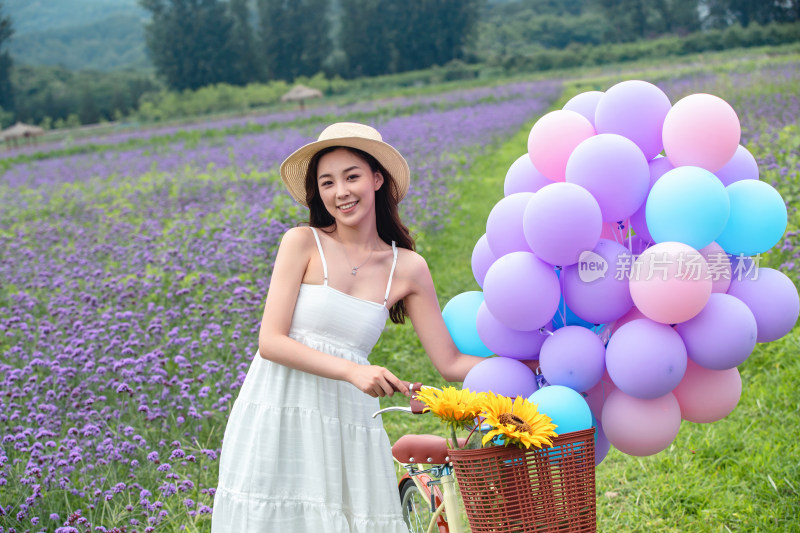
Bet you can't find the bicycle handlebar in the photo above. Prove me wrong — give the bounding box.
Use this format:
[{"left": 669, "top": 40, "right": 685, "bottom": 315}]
[{"left": 371, "top": 381, "right": 428, "bottom": 418}]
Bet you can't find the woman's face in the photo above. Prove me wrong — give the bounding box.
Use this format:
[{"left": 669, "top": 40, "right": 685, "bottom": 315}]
[{"left": 316, "top": 148, "right": 384, "bottom": 226}]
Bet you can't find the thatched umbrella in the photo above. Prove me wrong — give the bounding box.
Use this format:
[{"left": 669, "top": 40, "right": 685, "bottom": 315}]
[
  {"left": 281, "top": 84, "right": 323, "bottom": 110},
  {"left": 0, "top": 122, "right": 45, "bottom": 147}
]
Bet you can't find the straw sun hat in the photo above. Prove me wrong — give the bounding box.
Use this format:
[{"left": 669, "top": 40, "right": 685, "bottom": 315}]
[{"left": 280, "top": 122, "right": 410, "bottom": 207}]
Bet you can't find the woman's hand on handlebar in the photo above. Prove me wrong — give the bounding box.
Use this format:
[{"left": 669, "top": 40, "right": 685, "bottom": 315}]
[{"left": 349, "top": 364, "right": 410, "bottom": 397}]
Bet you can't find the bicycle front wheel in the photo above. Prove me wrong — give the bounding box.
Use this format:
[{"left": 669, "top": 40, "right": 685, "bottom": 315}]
[{"left": 399, "top": 478, "right": 447, "bottom": 533}]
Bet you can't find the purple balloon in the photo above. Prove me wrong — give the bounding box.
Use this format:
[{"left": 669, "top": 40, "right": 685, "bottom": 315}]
[
  {"left": 483, "top": 251, "right": 561, "bottom": 331},
  {"left": 594, "top": 80, "right": 672, "bottom": 160},
  {"left": 563, "top": 91, "right": 604, "bottom": 128},
  {"left": 714, "top": 144, "right": 759, "bottom": 187},
  {"left": 565, "top": 134, "right": 650, "bottom": 222},
  {"left": 539, "top": 326, "right": 606, "bottom": 392},
  {"left": 630, "top": 156, "right": 674, "bottom": 243},
  {"left": 562, "top": 239, "right": 635, "bottom": 324},
  {"left": 504, "top": 154, "right": 552, "bottom": 196},
  {"left": 486, "top": 192, "right": 535, "bottom": 257},
  {"left": 726, "top": 267, "right": 800, "bottom": 343},
  {"left": 595, "top": 419, "right": 611, "bottom": 466},
  {"left": 463, "top": 356, "right": 538, "bottom": 399},
  {"left": 471, "top": 234, "right": 497, "bottom": 288},
  {"left": 606, "top": 319, "right": 687, "bottom": 399},
  {"left": 476, "top": 302, "right": 550, "bottom": 359},
  {"left": 522, "top": 182, "right": 603, "bottom": 266},
  {"left": 675, "top": 293, "right": 757, "bottom": 370}
]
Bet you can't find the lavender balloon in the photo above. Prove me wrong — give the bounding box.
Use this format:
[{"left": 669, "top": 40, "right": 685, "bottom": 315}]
[
  {"left": 522, "top": 182, "right": 603, "bottom": 266},
  {"left": 565, "top": 133, "right": 650, "bottom": 222},
  {"left": 539, "top": 326, "right": 606, "bottom": 392},
  {"left": 476, "top": 302, "right": 550, "bottom": 359},
  {"left": 485, "top": 192, "right": 535, "bottom": 257},
  {"left": 606, "top": 318, "right": 687, "bottom": 399},
  {"left": 675, "top": 293, "right": 757, "bottom": 370},
  {"left": 471, "top": 234, "right": 497, "bottom": 288},
  {"left": 483, "top": 251, "right": 561, "bottom": 331},
  {"left": 562, "top": 239, "right": 635, "bottom": 324},
  {"left": 504, "top": 154, "right": 552, "bottom": 196},
  {"left": 463, "top": 356, "right": 538, "bottom": 399},
  {"left": 594, "top": 80, "right": 672, "bottom": 160},
  {"left": 563, "top": 90, "right": 604, "bottom": 128},
  {"left": 714, "top": 144, "right": 759, "bottom": 186},
  {"left": 726, "top": 267, "right": 800, "bottom": 343}
]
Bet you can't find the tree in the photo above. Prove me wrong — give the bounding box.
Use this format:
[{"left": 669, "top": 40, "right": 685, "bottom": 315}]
[
  {"left": 339, "top": 0, "right": 393, "bottom": 77},
  {"left": 257, "top": 0, "right": 331, "bottom": 81},
  {"left": 701, "top": 0, "right": 799, "bottom": 27},
  {"left": 140, "top": 0, "right": 239, "bottom": 91},
  {"left": 228, "top": 0, "right": 262, "bottom": 84},
  {"left": 0, "top": 1, "right": 14, "bottom": 116}
]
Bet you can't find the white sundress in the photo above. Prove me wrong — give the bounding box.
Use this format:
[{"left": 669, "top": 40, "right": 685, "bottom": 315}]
[{"left": 211, "top": 227, "right": 407, "bottom": 533}]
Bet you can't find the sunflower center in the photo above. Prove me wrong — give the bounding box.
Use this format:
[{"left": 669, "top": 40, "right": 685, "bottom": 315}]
[{"left": 498, "top": 412, "right": 531, "bottom": 433}]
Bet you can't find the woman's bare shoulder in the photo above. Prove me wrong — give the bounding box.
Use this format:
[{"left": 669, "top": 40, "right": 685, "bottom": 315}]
[
  {"left": 396, "top": 248, "right": 432, "bottom": 278},
  {"left": 280, "top": 225, "right": 316, "bottom": 249}
]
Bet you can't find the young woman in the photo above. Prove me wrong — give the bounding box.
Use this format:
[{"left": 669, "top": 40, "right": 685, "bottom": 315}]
[{"left": 211, "top": 122, "right": 483, "bottom": 532}]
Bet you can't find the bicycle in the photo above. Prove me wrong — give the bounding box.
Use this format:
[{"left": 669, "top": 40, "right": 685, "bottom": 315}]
[{"left": 373, "top": 383, "right": 466, "bottom": 533}]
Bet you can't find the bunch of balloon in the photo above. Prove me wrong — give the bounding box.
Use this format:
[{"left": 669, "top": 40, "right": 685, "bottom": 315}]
[{"left": 441, "top": 80, "right": 799, "bottom": 465}]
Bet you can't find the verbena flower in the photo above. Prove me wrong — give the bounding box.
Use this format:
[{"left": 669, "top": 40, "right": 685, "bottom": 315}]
[{"left": 479, "top": 392, "right": 558, "bottom": 450}]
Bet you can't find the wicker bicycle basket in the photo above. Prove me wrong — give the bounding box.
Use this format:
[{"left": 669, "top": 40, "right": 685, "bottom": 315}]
[{"left": 449, "top": 428, "right": 596, "bottom": 533}]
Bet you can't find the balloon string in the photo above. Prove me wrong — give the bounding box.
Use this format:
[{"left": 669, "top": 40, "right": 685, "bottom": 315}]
[{"left": 558, "top": 266, "right": 567, "bottom": 326}]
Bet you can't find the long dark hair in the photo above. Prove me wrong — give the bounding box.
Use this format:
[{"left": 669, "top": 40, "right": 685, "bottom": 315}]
[{"left": 305, "top": 146, "right": 415, "bottom": 324}]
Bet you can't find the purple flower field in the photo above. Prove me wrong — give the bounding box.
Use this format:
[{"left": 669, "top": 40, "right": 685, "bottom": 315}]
[
  {"left": 0, "top": 80, "right": 563, "bottom": 531},
  {"left": 1, "top": 57, "right": 798, "bottom": 531}
]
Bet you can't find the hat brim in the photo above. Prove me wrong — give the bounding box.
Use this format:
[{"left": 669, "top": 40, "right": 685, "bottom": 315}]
[{"left": 280, "top": 136, "right": 410, "bottom": 207}]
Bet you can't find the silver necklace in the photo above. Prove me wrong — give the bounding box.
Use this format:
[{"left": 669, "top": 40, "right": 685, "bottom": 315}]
[{"left": 344, "top": 246, "right": 374, "bottom": 276}]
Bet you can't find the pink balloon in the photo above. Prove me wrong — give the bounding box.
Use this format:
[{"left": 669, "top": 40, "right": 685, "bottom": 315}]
[
  {"left": 504, "top": 153, "right": 552, "bottom": 196},
  {"left": 483, "top": 251, "right": 561, "bottom": 331},
  {"left": 714, "top": 144, "right": 759, "bottom": 187},
  {"left": 527, "top": 110, "right": 596, "bottom": 182},
  {"left": 663, "top": 93, "right": 741, "bottom": 172},
  {"left": 485, "top": 192, "right": 535, "bottom": 257},
  {"left": 563, "top": 90, "right": 604, "bottom": 128},
  {"left": 476, "top": 302, "right": 550, "bottom": 360},
  {"left": 522, "top": 182, "right": 603, "bottom": 266},
  {"left": 629, "top": 242, "right": 712, "bottom": 324},
  {"left": 471, "top": 234, "right": 497, "bottom": 289},
  {"left": 630, "top": 156, "right": 674, "bottom": 243},
  {"left": 699, "top": 242, "right": 731, "bottom": 293},
  {"left": 672, "top": 359, "right": 742, "bottom": 423},
  {"left": 601, "top": 390, "right": 681, "bottom": 457},
  {"left": 565, "top": 133, "right": 650, "bottom": 222},
  {"left": 583, "top": 378, "right": 617, "bottom": 421},
  {"left": 594, "top": 80, "right": 673, "bottom": 160}
]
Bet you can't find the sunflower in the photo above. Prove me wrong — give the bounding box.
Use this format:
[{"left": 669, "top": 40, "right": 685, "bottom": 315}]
[
  {"left": 415, "top": 386, "right": 485, "bottom": 430},
  {"left": 479, "top": 392, "right": 558, "bottom": 449}
]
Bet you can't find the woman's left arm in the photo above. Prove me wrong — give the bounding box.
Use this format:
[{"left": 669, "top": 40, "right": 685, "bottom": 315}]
[{"left": 403, "top": 253, "right": 484, "bottom": 382}]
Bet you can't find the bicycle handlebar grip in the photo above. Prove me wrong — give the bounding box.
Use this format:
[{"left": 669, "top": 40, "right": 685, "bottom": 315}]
[{"left": 409, "top": 382, "right": 426, "bottom": 414}]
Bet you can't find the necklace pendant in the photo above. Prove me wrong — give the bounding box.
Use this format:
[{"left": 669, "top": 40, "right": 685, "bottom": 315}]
[{"left": 351, "top": 267, "right": 358, "bottom": 276}]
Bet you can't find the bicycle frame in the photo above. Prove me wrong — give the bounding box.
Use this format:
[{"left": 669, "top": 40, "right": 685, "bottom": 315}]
[{"left": 374, "top": 384, "right": 465, "bottom": 533}]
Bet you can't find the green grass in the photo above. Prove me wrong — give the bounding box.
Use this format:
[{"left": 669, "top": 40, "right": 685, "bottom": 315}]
[{"left": 373, "top": 84, "right": 800, "bottom": 531}]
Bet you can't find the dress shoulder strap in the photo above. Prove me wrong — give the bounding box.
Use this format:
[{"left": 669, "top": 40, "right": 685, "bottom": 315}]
[
  {"left": 309, "top": 227, "right": 328, "bottom": 286},
  {"left": 384, "top": 241, "right": 398, "bottom": 307}
]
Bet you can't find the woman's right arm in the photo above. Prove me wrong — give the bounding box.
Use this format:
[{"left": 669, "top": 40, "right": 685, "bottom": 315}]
[{"left": 257, "top": 227, "right": 408, "bottom": 397}]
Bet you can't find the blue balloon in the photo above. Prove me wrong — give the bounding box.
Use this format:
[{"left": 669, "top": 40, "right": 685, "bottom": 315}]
[
  {"left": 716, "top": 180, "right": 788, "bottom": 256},
  {"left": 551, "top": 268, "right": 596, "bottom": 330},
  {"left": 646, "top": 166, "right": 730, "bottom": 250},
  {"left": 528, "top": 385, "right": 593, "bottom": 435},
  {"left": 442, "top": 291, "right": 493, "bottom": 357}
]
